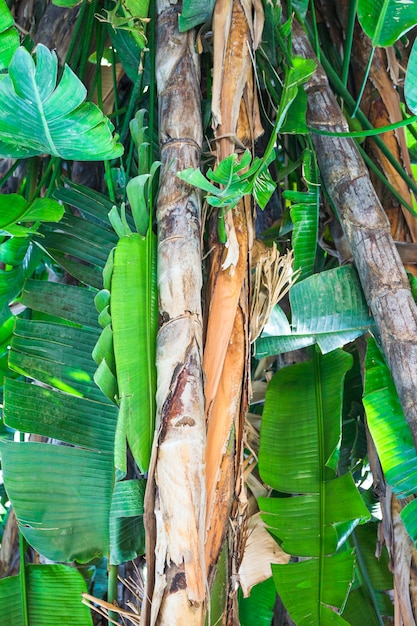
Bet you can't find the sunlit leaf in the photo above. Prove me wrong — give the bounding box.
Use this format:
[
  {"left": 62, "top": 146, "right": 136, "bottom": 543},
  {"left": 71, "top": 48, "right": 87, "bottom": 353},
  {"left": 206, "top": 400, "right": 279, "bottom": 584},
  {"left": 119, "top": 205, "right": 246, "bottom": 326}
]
[
  {"left": 0, "top": 564, "right": 93, "bottom": 626},
  {"left": 358, "top": 0, "right": 417, "bottom": 47},
  {"left": 0, "top": 0, "right": 19, "bottom": 71},
  {"left": 256, "top": 266, "right": 373, "bottom": 356},
  {"left": 0, "top": 45, "right": 123, "bottom": 160}
]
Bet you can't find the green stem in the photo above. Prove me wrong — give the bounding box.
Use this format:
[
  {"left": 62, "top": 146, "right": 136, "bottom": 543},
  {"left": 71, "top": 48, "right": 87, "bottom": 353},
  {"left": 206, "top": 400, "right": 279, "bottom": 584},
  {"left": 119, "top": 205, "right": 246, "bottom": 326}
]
[
  {"left": 148, "top": 0, "right": 157, "bottom": 168},
  {"left": 310, "top": 0, "right": 320, "bottom": 63},
  {"left": 320, "top": 52, "right": 417, "bottom": 198},
  {"left": 0, "top": 159, "right": 21, "bottom": 190},
  {"left": 312, "top": 345, "right": 325, "bottom": 615},
  {"left": 341, "top": 0, "right": 357, "bottom": 87},
  {"left": 352, "top": 531, "right": 385, "bottom": 626},
  {"left": 104, "top": 161, "right": 116, "bottom": 203},
  {"left": 309, "top": 114, "right": 417, "bottom": 139},
  {"left": 352, "top": 47, "right": 375, "bottom": 118},
  {"left": 358, "top": 143, "right": 417, "bottom": 217},
  {"left": 64, "top": 0, "right": 88, "bottom": 68},
  {"left": 19, "top": 429, "right": 29, "bottom": 626},
  {"left": 19, "top": 533, "right": 29, "bottom": 626},
  {"left": 107, "top": 564, "right": 119, "bottom": 625}
]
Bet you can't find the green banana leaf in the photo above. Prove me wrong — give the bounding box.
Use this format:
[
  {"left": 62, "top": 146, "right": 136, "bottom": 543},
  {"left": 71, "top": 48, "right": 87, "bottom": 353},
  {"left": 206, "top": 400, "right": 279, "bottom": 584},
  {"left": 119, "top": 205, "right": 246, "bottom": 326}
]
[
  {"left": 284, "top": 148, "right": 319, "bottom": 281},
  {"left": 0, "top": 564, "right": 93, "bottom": 626},
  {"left": 1, "top": 441, "right": 114, "bottom": 563},
  {"left": 0, "top": 238, "right": 42, "bottom": 316},
  {"left": 405, "top": 39, "right": 417, "bottom": 115},
  {"left": 239, "top": 578, "right": 276, "bottom": 626},
  {"left": 343, "top": 523, "right": 393, "bottom": 624},
  {"left": 37, "top": 182, "right": 120, "bottom": 289},
  {"left": 357, "top": 0, "right": 417, "bottom": 47},
  {"left": 0, "top": 195, "right": 63, "bottom": 237},
  {"left": 179, "top": 0, "right": 215, "bottom": 31},
  {"left": 0, "top": 0, "right": 18, "bottom": 70},
  {"left": 363, "top": 337, "right": 417, "bottom": 541},
  {"left": 21, "top": 280, "right": 100, "bottom": 330},
  {"left": 110, "top": 479, "right": 145, "bottom": 564},
  {"left": 111, "top": 232, "right": 157, "bottom": 474},
  {"left": 1, "top": 190, "right": 146, "bottom": 564},
  {"left": 256, "top": 265, "right": 373, "bottom": 356},
  {"left": 0, "top": 45, "right": 123, "bottom": 160},
  {"left": 258, "top": 349, "right": 370, "bottom": 624}
]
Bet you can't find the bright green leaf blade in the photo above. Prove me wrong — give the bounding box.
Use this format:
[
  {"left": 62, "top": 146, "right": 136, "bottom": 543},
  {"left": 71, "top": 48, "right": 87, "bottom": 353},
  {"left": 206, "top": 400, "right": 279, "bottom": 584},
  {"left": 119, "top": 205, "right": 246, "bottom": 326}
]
[
  {"left": 0, "top": 564, "right": 93, "bottom": 626},
  {"left": 259, "top": 349, "right": 352, "bottom": 492},
  {"left": 4, "top": 378, "right": 117, "bottom": 452},
  {"left": 21, "top": 280, "right": 99, "bottom": 329},
  {"left": 1, "top": 441, "right": 113, "bottom": 562},
  {"left": 0, "top": 575, "right": 24, "bottom": 625},
  {"left": 0, "top": 0, "right": 19, "bottom": 71},
  {"left": 364, "top": 337, "right": 417, "bottom": 499},
  {"left": 288, "top": 149, "right": 319, "bottom": 280},
  {"left": 0, "top": 45, "right": 123, "bottom": 160},
  {"left": 405, "top": 39, "right": 417, "bottom": 114},
  {"left": 111, "top": 233, "right": 157, "bottom": 473},
  {"left": 239, "top": 578, "right": 276, "bottom": 626},
  {"left": 260, "top": 473, "right": 369, "bottom": 557},
  {"left": 9, "top": 319, "right": 103, "bottom": 401},
  {"left": 179, "top": 0, "right": 215, "bottom": 31},
  {"left": 256, "top": 266, "right": 373, "bottom": 356},
  {"left": 22, "top": 197, "right": 64, "bottom": 223},
  {"left": 272, "top": 552, "right": 354, "bottom": 625},
  {"left": 126, "top": 174, "right": 151, "bottom": 236},
  {"left": 358, "top": 0, "right": 417, "bottom": 46},
  {"left": 110, "top": 479, "right": 145, "bottom": 564}
]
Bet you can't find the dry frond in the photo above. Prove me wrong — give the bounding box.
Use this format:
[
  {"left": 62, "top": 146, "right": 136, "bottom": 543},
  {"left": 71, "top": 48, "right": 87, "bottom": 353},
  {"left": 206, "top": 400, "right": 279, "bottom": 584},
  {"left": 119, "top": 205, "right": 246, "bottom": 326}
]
[
  {"left": 82, "top": 564, "right": 144, "bottom": 626},
  {"left": 238, "top": 512, "right": 290, "bottom": 597},
  {"left": 250, "top": 240, "right": 298, "bottom": 342}
]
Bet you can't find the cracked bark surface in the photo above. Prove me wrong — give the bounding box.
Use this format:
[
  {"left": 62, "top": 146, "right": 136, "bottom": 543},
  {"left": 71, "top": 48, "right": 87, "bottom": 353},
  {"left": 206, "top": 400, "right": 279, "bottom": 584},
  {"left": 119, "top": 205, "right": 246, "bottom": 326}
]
[
  {"left": 292, "top": 22, "right": 417, "bottom": 449},
  {"left": 142, "top": 4, "right": 206, "bottom": 625}
]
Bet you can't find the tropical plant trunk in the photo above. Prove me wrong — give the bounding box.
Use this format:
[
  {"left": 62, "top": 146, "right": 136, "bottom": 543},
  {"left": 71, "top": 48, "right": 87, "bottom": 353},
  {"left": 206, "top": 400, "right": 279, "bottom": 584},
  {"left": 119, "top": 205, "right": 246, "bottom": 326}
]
[
  {"left": 203, "top": 0, "right": 263, "bottom": 621},
  {"left": 292, "top": 20, "right": 417, "bottom": 622},
  {"left": 142, "top": 4, "right": 206, "bottom": 625},
  {"left": 292, "top": 21, "right": 417, "bottom": 448}
]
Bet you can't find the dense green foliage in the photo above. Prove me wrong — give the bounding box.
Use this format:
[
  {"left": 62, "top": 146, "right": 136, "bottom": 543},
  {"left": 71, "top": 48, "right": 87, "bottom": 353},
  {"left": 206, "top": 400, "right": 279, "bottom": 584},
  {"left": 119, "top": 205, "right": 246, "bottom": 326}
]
[{"left": 0, "top": 0, "right": 416, "bottom": 624}]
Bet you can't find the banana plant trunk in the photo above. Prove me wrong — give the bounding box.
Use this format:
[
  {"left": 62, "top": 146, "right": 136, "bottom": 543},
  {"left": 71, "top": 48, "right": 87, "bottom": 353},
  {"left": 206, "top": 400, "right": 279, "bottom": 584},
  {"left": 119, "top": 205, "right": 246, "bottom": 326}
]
[{"left": 142, "top": 3, "right": 206, "bottom": 625}]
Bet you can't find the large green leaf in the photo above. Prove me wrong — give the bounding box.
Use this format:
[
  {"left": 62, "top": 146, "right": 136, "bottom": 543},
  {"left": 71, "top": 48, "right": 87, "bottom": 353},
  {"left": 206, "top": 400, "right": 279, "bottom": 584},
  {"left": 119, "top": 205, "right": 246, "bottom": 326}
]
[
  {"left": 343, "top": 523, "right": 393, "bottom": 624},
  {"left": 363, "top": 337, "right": 417, "bottom": 541},
  {"left": 0, "top": 195, "right": 63, "bottom": 237},
  {"left": 256, "top": 266, "right": 373, "bottom": 356},
  {"left": 0, "top": 0, "right": 19, "bottom": 71},
  {"left": 0, "top": 564, "right": 93, "bottom": 626},
  {"left": 109, "top": 232, "right": 157, "bottom": 474},
  {"left": 0, "top": 45, "right": 123, "bottom": 160},
  {"left": 259, "top": 349, "right": 370, "bottom": 624},
  {"left": 109, "top": 479, "right": 145, "bottom": 564},
  {"left": 2, "top": 277, "right": 118, "bottom": 563},
  {"left": 1, "top": 441, "right": 113, "bottom": 562},
  {"left": 21, "top": 280, "right": 100, "bottom": 330},
  {"left": 357, "top": 0, "right": 417, "bottom": 47},
  {"left": 405, "top": 38, "right": 417, "bottom": 115},
  {"left": 239, "top": 578, "right": 276, "bottom": 626},
  {"left": 179, "top": 0, "right": 215, "bottom": 31},
  {"left": 272, "top": 552, "right": 354, "bottom": 625},
  {"left": 285, "top": 148, "right": 319, "bottom": 281}
]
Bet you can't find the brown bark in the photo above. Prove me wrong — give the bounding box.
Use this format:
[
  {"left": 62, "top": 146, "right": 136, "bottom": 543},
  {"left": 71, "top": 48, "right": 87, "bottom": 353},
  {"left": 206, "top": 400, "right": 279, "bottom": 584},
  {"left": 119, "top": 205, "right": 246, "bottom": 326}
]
[
  {"left": 292, "top": 21, "right": 417, "bottom": 450},
  {"left": 142, "top": 4, "right": 206, "bottom": 625},
  {"left": 204, "top": 3, "right": 263, "bottom": 612}
]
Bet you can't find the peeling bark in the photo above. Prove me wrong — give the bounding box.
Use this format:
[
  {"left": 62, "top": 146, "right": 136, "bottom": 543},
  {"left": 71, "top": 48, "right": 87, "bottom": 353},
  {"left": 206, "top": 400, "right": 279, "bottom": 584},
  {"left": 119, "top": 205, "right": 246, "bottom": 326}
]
[
  {"left": 204, "top": 2, "right": 263, "bottom": 621},
  {"left": 142, "top": 5, "right": 206, "bottom": 625},
  {"left": 292, "top": 22, "right": 417, "bottom": 449}
]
